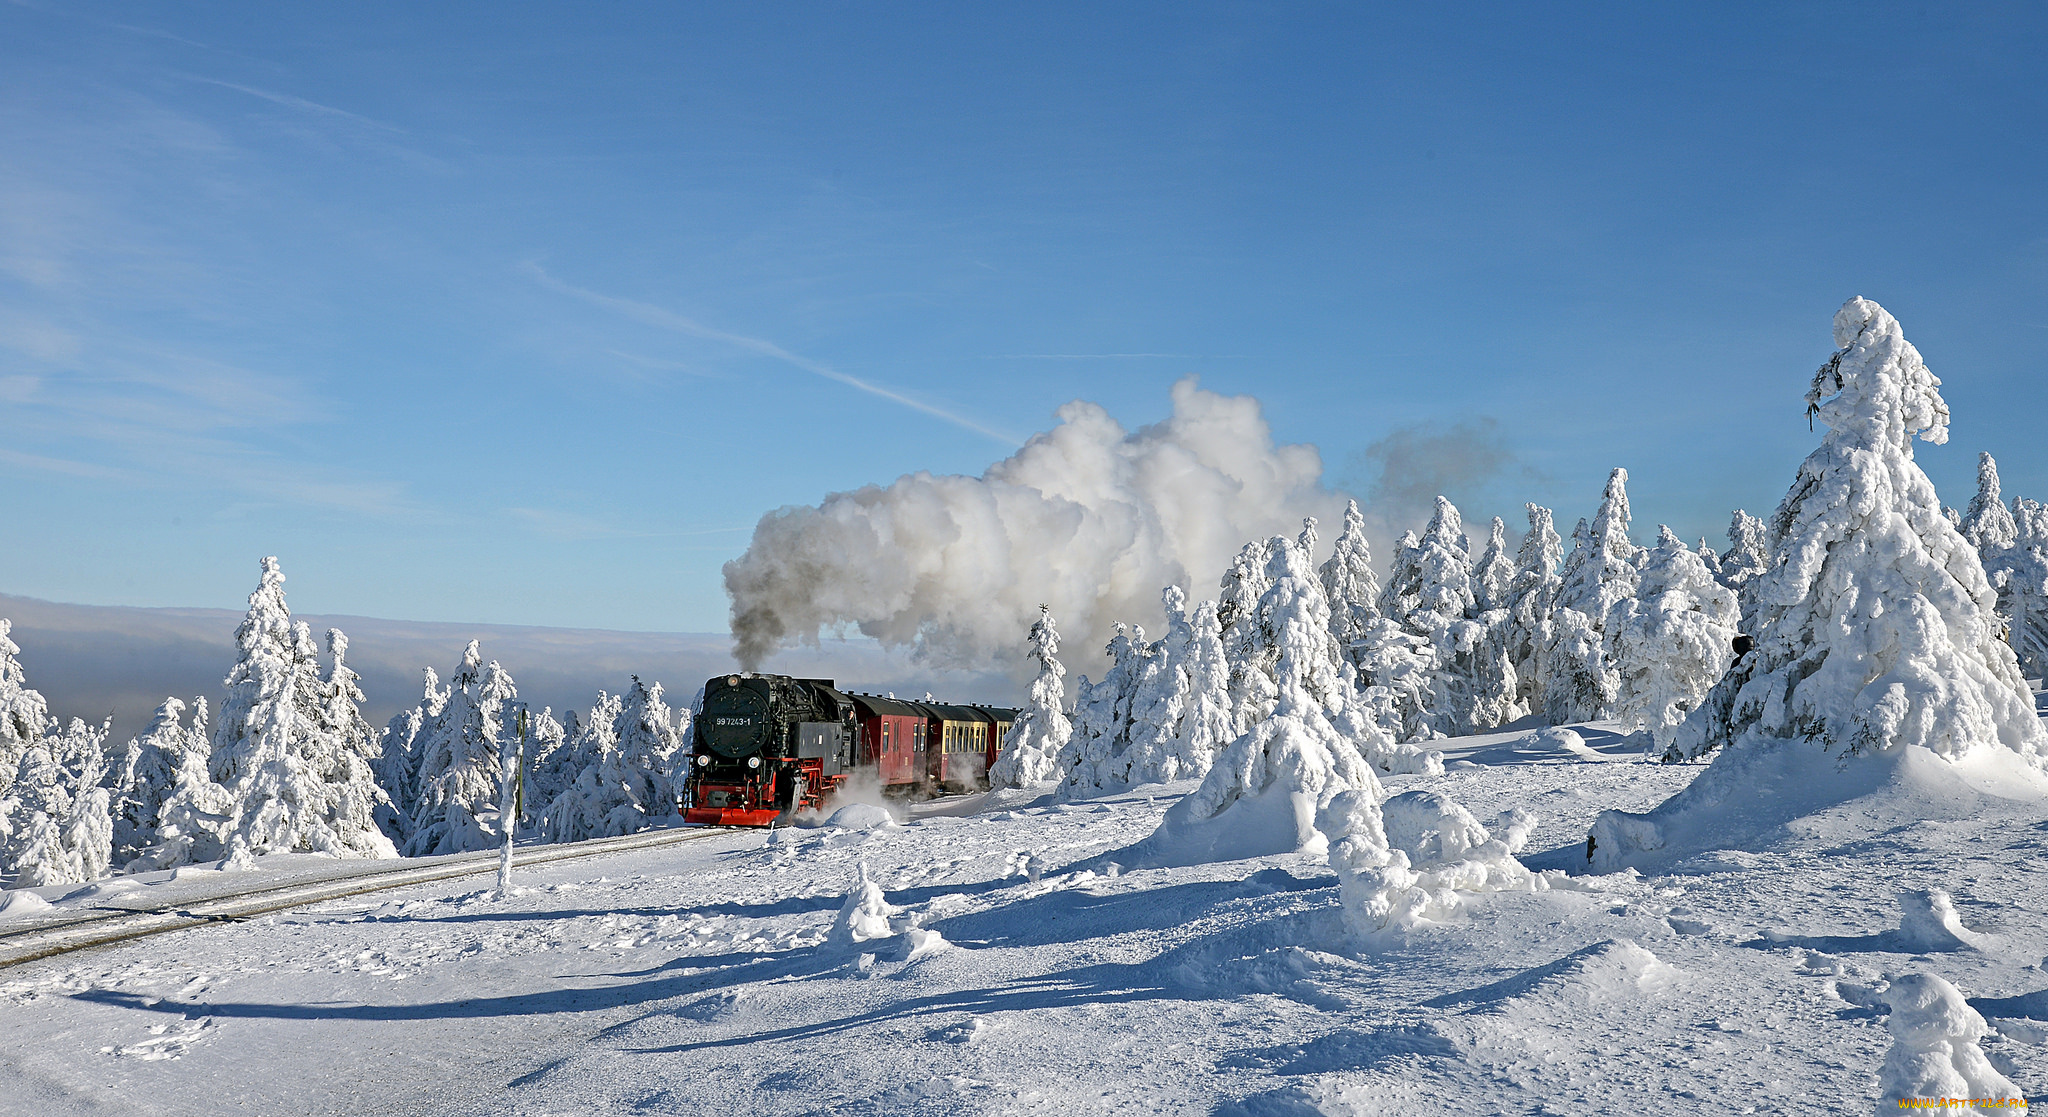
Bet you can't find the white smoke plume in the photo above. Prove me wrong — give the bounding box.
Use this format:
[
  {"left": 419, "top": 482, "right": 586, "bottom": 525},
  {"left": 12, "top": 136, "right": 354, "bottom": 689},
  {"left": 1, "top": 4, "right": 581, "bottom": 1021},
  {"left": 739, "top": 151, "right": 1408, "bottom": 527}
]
[{"left": 725, "top": 378, "right": 1345, "bottom": 675}]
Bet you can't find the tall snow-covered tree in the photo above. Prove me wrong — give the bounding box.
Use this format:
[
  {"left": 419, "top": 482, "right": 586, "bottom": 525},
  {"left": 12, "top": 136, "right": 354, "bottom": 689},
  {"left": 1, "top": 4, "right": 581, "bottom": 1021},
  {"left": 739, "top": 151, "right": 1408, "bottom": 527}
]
[
  {"left": 317, "top": 630, "right": 395, "bottom": 858},
  {"left": 989, "top": 605, "right": 1072, "bottom": 788},
  {"left": 1660, "top": 297, "right": 2045, "bottom": 767},
  {"left": 1502, "top": 504, "right": 1563, "bottom": 714},
  {"left": 1610, "top": 526, "right": 1740, "bottom": 756},
  {"left": 405, "top": 642, "right": 519, "bottom": 856},
  {"left": 0, "top": 618, "right": 53, "bottom": 791},
  {"left": 1317, "top": 499, "right": 1381, "bottom": 667},
  {"left": 212, "top": 559, "right": 395, "bottom": 862},
  {"left": 1059, "top": 624, "right": 1149, "bottom": 797},
  {"left": 1218, "top": 536, "right": 1279, "bottom": 728},
  {"left": 1544, "top": 472, "right": 1641, "bottom": 722},
  {"left": 1172, "top": 598, "right": 1237, "bottom": 777}
]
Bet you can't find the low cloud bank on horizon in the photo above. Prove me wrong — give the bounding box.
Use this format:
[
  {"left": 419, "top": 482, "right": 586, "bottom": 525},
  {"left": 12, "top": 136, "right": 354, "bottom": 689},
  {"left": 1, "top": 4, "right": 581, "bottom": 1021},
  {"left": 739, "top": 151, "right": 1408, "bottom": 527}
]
[{"left": 0, "top": 593, "right": 1013, "bottom": 747}]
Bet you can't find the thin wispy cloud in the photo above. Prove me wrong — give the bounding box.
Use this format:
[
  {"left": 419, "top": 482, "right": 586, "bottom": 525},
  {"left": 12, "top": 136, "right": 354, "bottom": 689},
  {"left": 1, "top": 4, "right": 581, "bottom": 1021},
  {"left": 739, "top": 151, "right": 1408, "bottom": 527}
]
[
  {"left": 984, "top": 352, "right": 1245, "bottom": 360},
  {"left": 523, "top": 262, "right": 1020, "bottom": 446},
  {"left": 174, "top": 74, "right": 409, "bottom": 134}
]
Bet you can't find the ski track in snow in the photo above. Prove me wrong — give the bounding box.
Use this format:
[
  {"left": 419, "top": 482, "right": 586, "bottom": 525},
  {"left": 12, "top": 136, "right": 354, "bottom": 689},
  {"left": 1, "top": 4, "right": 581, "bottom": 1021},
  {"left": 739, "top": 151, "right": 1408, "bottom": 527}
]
[{"left": 2, "top": 725, "right": 2046, "bottom": 1115}]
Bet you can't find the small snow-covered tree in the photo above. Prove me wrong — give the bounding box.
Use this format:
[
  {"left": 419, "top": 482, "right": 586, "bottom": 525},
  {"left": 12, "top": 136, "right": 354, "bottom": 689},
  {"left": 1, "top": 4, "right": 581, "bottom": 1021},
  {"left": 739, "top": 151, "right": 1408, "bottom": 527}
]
[
  {"left": 989, "top": 605, "right": 1072, "bottom": 788},
  {"left": 1059, "top": 624, "right": 1149, "bottom": 797},
  {"left": 1960, "top": 451, "right": 2018, "bottom": 557},
  {"left": 1218, "top": 537, "right": 1279, "bottom": 728},
  {"left": 0, "top": 619, "right": 54, "bottom": 791},
  {"left": 1472, "top": 517, "right": 1515, "bottom": 613},
  {"left": 316, "top": 629, "right": 396, "bottom": 858},
  {"left": 405, "top": 642, "right": 518, "bottom": 856},
  {"left": 1695, "top": 538, "right": 1722, "bottom": 582},
  {"left": 111, "top": 697, "right": 209, "bottom": 865},
  {"left": 125, "top": 701, "right": 235, "bottom": 872},
  {"left": 1318, "top": 499, "right": 1381, "bottom": 666},
  {"left": 1501, "top": 504, "right": 1563, "bottom": 715},
  {"left": 541, "top": 678, "right": 683, "bottom": 842},
  {"left": 1, "top": 719, "right": 113, "bottom": 886},
  {"left": 1172, "top": 598, "right": 1237, "bottom": 776},
  {"left": 1137, "top": 532, "right": 1392, "bottom": 865},
  {"left": 1610, "top": 526, "right": 1740, "bottom": 756},
  {"left": 521, "top": 706, "right": 571, "bottom": 823},
  {"left": 1596, "top": 299, "right": 2048, "bottom": 871},
  {"left": 375, "top": 666, "right": 446, "bottom": 844},
  {"left": 2004, "top": 497, "right": 2048, "bottom": 679},
  {"left": 1115, "top": 587, "right": 1197, "bottom": 786}
]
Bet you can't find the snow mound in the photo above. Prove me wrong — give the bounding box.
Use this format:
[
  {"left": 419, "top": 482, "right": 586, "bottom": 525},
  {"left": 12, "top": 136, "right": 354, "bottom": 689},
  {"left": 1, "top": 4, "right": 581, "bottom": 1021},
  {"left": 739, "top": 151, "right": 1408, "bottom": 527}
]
[
  {"left": 1878, "top": 973, "right": 2023, "bottom": 1104},
  {"left": 1317, "top": 788, "right": 1548, "bottom": 935},
  {"left": 0, "top": 888, "right": 54, "bottom": 920},
  {"left": 1381, "top": 791, "right": 1491, "bottom": 865},
  {"left": 1588, "top": 738, "right": 2048, "bottom": 873},
  {"left": 828, "top": 864, "right": 899, "bottom": 947},
  {"left": 822, "top": 803, "right": 900, "bottom": 831},
  {"left": 1895, "top": 888, "right": 1989, "bottom": 952}
]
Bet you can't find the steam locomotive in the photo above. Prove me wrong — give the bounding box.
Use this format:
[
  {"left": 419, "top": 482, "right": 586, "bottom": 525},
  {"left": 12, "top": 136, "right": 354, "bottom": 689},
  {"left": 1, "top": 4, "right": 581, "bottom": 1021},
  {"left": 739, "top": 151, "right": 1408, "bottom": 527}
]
[{"left": 683, "top": 673, "right": 1020, "bottom": 826}]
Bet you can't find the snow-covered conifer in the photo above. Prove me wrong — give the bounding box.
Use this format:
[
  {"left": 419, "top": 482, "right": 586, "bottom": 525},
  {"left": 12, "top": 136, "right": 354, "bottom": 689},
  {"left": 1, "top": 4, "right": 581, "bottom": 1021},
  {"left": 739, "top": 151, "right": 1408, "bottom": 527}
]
[
  {"left": 375, "top": 667, "right": 446, "bottom": 844},
  {"left": 212, "top": 559, "right": 394, "bottom": 862},
  {"left": 1171, "top": 599, "right": 1237, "bottom": 777},
  {"left": 1610, "top": 526, "right": 1740, "bottom": 756},
  {"left": 1375, "top": 531, "right": 1424, "bottom": 622},
  {"left": 317, "top": 630, "right": 396, "bottom": 859},
  {"left": 1136, "top": 534, "right": 1391, "bottom": 865},
  {"left": 111, "top": 697, "right": 208, "bottom": 865},
  {"left": 1114, "top": 587, "right": 1197, "bottom": 787},
  {"left": 1501, "top": 504, "right": 1563, "bottom": 714},
  {"left": 1960, "top": 451, "right": 2018, "bottom": 557},
  {"left": 1059, "top": 624, "right": 1148, "bottom": 797},
  {"left": 126, "top": 702, "right": 235, "bottom": 872},
  {"left": 405, "top": 642, "right": 518, "bottom": 856},
  {"left": 1, "top": 719, "right": 113, "bottom": 886},
  {"left": 1317, "top": 500, "right": 1381, "bottom": 666},
  {"left": 989, "top": 605, "right": 1072, "bottom": 788},
  {"left": 2003, "top": 496, "right": 2048, "bottom": 678},
  {"left": 521, "top": 706, "right": 570, "bottom": 822},
  {"left": 1472, "top": 517, "right": 1515, "bottom": 613},
  {"left": 540, "top": 677, "right": 683, "bottom": 842},
  {"left": 1597, "top": 298, "right": 2047, "bottom": 868},
  {"left": 1696, "top": 538, "right": 1721, "bottom": 581},
  {"left": 0, "top": 619, "right": 53, "bottom": 790},
  {"left": 1218, "top": 537, "right": 1278, "bottom": 728}
]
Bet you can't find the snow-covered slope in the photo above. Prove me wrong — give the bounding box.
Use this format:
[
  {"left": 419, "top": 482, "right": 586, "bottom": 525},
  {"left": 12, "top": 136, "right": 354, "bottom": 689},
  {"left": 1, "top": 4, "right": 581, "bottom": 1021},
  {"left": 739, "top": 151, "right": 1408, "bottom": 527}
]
[{"left": 2, "top": 717, "right": 2044, "bottom": 1114}]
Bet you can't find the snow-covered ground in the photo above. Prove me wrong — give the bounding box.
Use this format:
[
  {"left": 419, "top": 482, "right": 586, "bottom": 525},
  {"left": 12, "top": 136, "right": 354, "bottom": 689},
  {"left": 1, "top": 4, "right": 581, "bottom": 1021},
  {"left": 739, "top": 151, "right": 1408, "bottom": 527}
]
[{"left": 3, "top": 721, "right": 2045, "bottom": 1115}]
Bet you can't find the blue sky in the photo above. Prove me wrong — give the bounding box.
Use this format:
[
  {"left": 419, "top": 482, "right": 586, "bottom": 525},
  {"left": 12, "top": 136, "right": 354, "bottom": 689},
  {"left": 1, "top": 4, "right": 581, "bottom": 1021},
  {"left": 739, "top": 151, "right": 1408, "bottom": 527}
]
[{"left": 3, "top": 2, "right": 2045, "bottom": 634}]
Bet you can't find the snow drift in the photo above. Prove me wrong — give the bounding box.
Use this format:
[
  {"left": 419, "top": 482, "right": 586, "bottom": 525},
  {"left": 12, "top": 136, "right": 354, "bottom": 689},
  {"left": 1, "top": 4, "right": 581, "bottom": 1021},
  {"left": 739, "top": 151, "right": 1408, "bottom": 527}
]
[{"left": 723, "top": 379, "right": 1345, "bottom": 674}]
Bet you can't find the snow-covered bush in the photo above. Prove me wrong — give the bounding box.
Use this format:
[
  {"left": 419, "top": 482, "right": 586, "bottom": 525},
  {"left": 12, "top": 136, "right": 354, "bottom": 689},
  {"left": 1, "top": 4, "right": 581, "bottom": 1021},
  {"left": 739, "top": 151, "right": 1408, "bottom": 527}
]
[
  {"left": 990, "top": 605, "right": 1073, "bottom": 788},
  {"left": 211, "top": 558, "right": 395, "bottom": 863},
  {"left": 1594, "top": 298, "right": 2047, "bottom": 870},
  {"left": 1610, "top": 527, "right": 1739, "bottom": 757},
  {"left": 1317, "top": 785, "right": 1544, "bottom": 935}
]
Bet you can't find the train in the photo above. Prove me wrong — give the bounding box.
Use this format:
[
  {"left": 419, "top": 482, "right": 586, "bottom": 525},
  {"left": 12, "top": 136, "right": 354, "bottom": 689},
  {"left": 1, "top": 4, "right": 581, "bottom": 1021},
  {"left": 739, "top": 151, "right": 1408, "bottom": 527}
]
[{"left": 683, "top": 672, "right": 1020, "bottom": 826}]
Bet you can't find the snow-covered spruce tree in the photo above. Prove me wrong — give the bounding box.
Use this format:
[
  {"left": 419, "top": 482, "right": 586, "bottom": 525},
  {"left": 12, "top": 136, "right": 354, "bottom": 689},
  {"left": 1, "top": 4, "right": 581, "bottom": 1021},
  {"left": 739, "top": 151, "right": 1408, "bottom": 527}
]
[
  {"left": 1472, "top": 517, "right": 1515, "bottom": 614},
  {"left": 1610, "top": 526, "right": 1739, "bottom": 757},
  {"left": 125, "top": 699, "right": 235, "bottom": 872},
  {"left": 1391, "top": 498, "right": 1518, "bottom": 735},
  {"left": 111, "top": 697, "right": 209, "bottom": 865},
  {"left": 1502, "top": 504, "right": 1563, "bottom": 715},
  {"left": 2004, "top": 497, "right": 2048, "bottom": 679},
  {"left": 0, "top": 618, "right": 54, "bottom": 791},
  {"left": 1059, "top": 624, "right": 1148, "bottom": 797},
  {"left": 1172, "top": 599, "right": 1237, "bottom": 778},
  {"left": 989, "top": 605, "right": 1072, "bottom": 788},
  {"left": 1960, "top": 451, "right": 2018, "bottom": 558},
  {"left": 0, "top": 719, "right": 114, "bottom": 886},
  {"left": 375, "top": 666, "right": 447, "bottom": 845},
  {"left": 1114, "top": 587, "right": 1197, "bottom": 787},
  {"left": 1133, "top": 532, "right": 1393, "bottom": 866},
  {"left": 1318, "top": 499, "right": 1381, "bottom": 668},
  {"left": 317, "top": 630, "right": 396, "bottom": 858},
  {"left": 1544, "top": 470, "right": 1642, "bottom": 724},
  {"left": 1718, "top": 509, "right": 1772, "bottom": 633},
  {"left": 520, "top": 706, "right": 570, "bottom": 824},
  {"left": 404, "top": 642, "right": 518, "bottom": 856},
  {"left": 1352, "top": 617, "right": 1439, "bottom": 743},
  {"left": 212, "top": 559, "right": 395, "bottom": 862},
  {"left": 1594, "top": 298, "right": 2048, "bottom": 870},
  {"left": 1218, "top": 536, "right": 1278, "bottom": 729},
  {"left": 542, "top": 678, "right": 684, "bottom": 842},
  {"left": 1695, "top": 538, "right": 1722, "bottom": 581}
]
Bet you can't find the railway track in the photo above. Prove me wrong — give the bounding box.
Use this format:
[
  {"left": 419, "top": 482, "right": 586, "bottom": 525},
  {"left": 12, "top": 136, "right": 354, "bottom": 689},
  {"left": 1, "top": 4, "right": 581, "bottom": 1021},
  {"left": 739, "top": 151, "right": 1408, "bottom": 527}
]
[{"left": 0, "top": 826, "right": 731, "bottom": 971}]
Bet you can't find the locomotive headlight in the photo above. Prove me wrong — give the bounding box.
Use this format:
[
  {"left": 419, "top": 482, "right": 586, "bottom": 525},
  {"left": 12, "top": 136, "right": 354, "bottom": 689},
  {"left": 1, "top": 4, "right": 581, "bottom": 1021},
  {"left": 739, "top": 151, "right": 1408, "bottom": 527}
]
[
  {"left": 695, "top": 753, "right": 710, "bottom": 767},
  {"left": 746, "top": 756, "right": 761, "bottom": 769}
]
